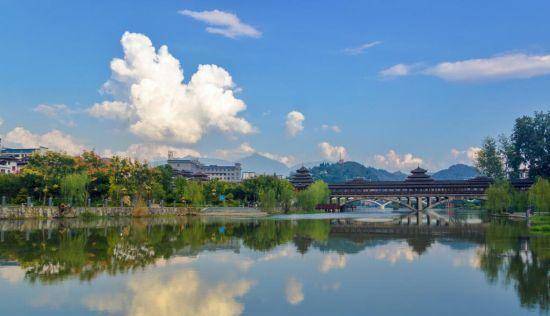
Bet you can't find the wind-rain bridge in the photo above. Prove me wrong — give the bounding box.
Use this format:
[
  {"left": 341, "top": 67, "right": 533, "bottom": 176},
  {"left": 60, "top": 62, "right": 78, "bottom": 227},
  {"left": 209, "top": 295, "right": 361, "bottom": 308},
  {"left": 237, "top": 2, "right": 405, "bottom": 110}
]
[{"left": 325, "top": 167, "right": 533, "bottom": 213}]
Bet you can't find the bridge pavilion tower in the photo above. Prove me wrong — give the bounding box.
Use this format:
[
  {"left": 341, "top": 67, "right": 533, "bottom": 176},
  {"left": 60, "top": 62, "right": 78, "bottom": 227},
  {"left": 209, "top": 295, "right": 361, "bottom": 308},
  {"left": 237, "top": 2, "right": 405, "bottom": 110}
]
[
  {"left": 289, "top": 166, "right": 314, "bottom": 190},
  {"left": 404, "top": 167, "right": 434, "bottom": 211}
]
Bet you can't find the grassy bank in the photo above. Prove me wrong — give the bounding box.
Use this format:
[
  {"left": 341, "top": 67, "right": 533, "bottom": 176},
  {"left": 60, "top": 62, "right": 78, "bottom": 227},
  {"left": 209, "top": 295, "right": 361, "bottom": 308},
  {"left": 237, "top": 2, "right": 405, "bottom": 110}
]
[{"left": 530, "top": 215, "right": 550, "bottom": 236}]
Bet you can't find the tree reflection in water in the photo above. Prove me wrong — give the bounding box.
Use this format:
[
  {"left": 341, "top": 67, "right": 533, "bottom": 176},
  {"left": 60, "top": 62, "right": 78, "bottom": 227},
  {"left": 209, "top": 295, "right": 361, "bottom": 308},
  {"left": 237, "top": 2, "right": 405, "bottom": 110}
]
[{"left": 0, "top": 217, "right": 547, "bottom": 312}]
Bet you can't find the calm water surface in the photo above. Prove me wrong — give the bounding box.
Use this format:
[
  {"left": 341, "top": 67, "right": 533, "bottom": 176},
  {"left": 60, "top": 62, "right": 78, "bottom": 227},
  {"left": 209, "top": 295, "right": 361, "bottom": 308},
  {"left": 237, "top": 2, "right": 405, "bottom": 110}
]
[{"left": 0, "top": 210, "right": 548, "bottom": 315}]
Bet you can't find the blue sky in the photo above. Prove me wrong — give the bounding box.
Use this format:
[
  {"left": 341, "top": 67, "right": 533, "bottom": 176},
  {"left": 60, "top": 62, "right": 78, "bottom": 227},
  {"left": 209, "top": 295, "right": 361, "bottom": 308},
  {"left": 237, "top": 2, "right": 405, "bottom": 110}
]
[{"left": 1, "top": 0, "right": 549, "bottom": 171}]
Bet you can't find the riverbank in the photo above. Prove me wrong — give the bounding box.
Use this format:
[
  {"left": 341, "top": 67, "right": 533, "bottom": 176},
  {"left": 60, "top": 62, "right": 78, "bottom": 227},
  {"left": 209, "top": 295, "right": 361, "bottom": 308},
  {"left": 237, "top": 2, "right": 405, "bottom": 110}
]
[
  {"left": 0, "top": 205, "right": 271, "bottom": 220},
  {"left": 0, "top": 205, "right": 198, "bottom": 220}
]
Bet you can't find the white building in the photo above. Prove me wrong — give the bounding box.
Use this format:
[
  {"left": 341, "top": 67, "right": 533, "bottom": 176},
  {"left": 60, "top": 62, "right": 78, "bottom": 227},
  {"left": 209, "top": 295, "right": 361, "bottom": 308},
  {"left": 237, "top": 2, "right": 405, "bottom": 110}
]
[
  {"left": 167, "top": 157, "right": 242, "bottom": 182},
  {"left": 0, "top": 158, "right": 20, "bottom": 174}
]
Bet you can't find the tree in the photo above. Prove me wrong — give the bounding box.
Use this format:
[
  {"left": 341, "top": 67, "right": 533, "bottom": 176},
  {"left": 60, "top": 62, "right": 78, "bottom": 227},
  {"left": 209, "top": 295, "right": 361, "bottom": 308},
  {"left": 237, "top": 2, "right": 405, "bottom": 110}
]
[
  {"left": 184, "top": 181, "right": 204, "bottom": 206},
  {"left": 258, "top": 188, "right": 277, "bottom": 211},
  {"left": 529, "top": 178, "right": 550, "bottom": 212},
  {"left": 498, "top": 134, "right": 521, "bottom": 179},
  {"left": 296, "top": 180, "right": 330, "bottom": 211},
  {"left": 475, "top": 137, "right": 505, "bottom": 179},
  {"left": 512, "top": 111, "right": 550, "bottom": 179},
  {"left": 60, "top": 173, "right": 90, "bottom": 206},
  {"left": 277, "top": 181, "right": 295, "bottom": 212},
  {"left": 485, "top": 181, "right": 512, "bottom": 213}
]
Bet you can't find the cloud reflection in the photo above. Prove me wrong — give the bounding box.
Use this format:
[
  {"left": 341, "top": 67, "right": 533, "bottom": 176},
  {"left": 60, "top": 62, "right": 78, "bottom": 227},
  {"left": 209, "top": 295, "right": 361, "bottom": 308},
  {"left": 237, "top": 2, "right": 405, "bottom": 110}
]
[
  {"left": 319, "top": 254, "right": 347, "bottom": 273},
  {"left": 285, "top": 277, "right": 304, "bottom": 305},
  {"left": 84, "top": 270, "right": 254, "bottom": 316}
]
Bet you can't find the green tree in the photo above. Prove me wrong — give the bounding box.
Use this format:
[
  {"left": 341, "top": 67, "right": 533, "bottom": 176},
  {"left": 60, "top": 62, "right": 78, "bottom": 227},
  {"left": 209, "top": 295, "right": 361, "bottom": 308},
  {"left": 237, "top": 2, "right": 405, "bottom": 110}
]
[
  {"left": 529, "top": 178, "right": 550, "bottom": 212},
  {"left": 512, "top": 111, "right": 550, "bottom": 179},
  {"left": 60, "top": 173, "right": 90, "bottom": 206},
  {"left": 475, "top": 137, "right": 505, "bottom": 180},
  {"left": 184, "top": 181, "right": 204, "bottom": 206},
  {"left": 258, "top": 188, "right": 277, "bottom": 211},
  {"left": 296, "top": 180, "right": 330, "bottom": 211},
  {"left": 485, "top": 180, "right": 512, "bottom": 213}
]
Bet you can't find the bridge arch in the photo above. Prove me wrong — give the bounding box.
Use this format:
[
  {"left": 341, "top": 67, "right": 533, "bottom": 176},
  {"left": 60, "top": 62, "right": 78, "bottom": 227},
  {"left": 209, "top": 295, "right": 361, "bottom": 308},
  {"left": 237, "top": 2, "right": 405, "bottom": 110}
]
[
  {"left": 338, "top": 197, "right": 418, "bottom": 213},
  {"left": 426, "top": 196, "right": 486, "bottom": 210}
]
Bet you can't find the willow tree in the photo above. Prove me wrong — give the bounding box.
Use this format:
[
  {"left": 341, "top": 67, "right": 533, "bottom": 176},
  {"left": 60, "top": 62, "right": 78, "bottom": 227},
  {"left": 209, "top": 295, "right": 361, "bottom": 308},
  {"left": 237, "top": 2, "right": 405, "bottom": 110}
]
[
  {"left": 60, "top": 173, "right": 90, "bottom": 206},
  {"left": 529, "top": 178, "right": 550, "bottom": 212},
  {"left": 485, "top": 181, "right": 512, "bottom": 213}
]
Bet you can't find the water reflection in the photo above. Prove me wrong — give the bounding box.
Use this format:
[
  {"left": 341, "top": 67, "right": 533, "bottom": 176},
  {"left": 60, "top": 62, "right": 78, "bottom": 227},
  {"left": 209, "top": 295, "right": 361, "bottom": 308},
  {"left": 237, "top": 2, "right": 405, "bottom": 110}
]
[{"left": 0, "top": 217, "right": 547, "bottom": 315}]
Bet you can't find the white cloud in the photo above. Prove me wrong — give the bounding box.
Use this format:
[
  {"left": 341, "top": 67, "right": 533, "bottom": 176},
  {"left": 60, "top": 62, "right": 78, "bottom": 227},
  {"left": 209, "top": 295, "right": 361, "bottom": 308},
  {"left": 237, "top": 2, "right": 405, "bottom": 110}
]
[
  {"left": 321, "top": 124, "right": 341, "bottom": 133},
  {"left": 450, "top": 147, "right": 481, "bottom": 164},
  {"left": 372, "top": 150, "right": 423, "bottom": 171},
  {"left": 285, "top": 277, "right": 304, "bottom": 305},
  {"left": 84, "top": 270, "right": 254, "bottom": 316},
  {"left": 285, "top": 111, "right": 305, "bottom": 137},
  {"left": 424, "top": 53, "right": 550, "bottom": 82},
  {"left": 5, "top": 127, "right": 86, "bottom": 155},
  {"left": 318, "top": 142, "right": 347, "bottom": 161},
  {"left": 0, "top": 117, "right": 3, "bottom": 126},
  {"left": 179, "top": 9, "right": 261, "bottom": 39},
  {"left": 87, "top": 101, "right": 133, "bottom": 121},
  {"left": 379, "top": 63, "right": 413, "bottom": 77},
  {"left": 34, "top": 104, "right": 76, "bottom": 127},
  {"left": 319, "top": 254, "right": 347, "bottom": 273},
  {"left": 259, "top": 152, "right": 295, "bottom": 167},
  {"left": 215, "top": 142, "right": 295, "bottom": 166},
  {"left": 88, "top": 32, "right": 254, "bottom": 144},
  {"left": 342, "top": 41, "right": 381, "bottom": 55},
  {"left": 215, "top": 142, "right": 255, "bottom": 160},
  {"left": 381, "top": 53, "right": 550, "bottom": 82},
  {"left": 102, "top": 143, "right": 201, "bottom": 161}
]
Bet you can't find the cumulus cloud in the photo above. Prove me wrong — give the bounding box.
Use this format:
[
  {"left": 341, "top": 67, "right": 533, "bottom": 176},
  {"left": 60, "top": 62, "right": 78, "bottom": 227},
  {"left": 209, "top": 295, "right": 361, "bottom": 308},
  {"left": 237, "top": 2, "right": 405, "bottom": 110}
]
[
  {"left": 318, "top": 142, "right": 347, "bottom": 161},
  {"left": 321, "top": 124, "right": 341, "bottom": 133},
  {"left": 84, "top": 270, "right": 254, "bottom": 316},
  {"left": 215, "top": 142, "right": 295, "bottom": 166},
  {"left": 379, "top": 63, "right": 413, "bottom": 77},
  {"left": 87, "top": 32, "right": 254, "bottom": 144},
  {"left": 259, "top": 152, "right": 296, "bottom": 167},
  {"left": 215, "top": 142, "right": 255, "bottom": 160},
  {"left": 102, "top": 143, "right": 201, "bottom": 161},
  {"left": 319, "top": 254, "right": 347, "bottom": 273},
  {"left": 179, "top": 9, "right": 261, "bottom": 39},
  {"left": 450, "top": 147, "right": 481, "bottom": 164},
  {"left": 285, "top": 277, "right": 304, "bottom": 305},
  {"left": 342, "top": 41, "right": 381, "bottom": 55},
  {"left": 372, "top": 150, "right": 423, "bottom": 171},
  {"left": 87, "top": 101, "right": 133, "bottom": 121},
  {"left": 34, "top": 104, "right": 76, "bottom": 127},
  {"left": 5, "top": 127, "right": 86, "bottom": 155},
  {"left": 285, "top": 111, "right": 305, "bottom": 137}
]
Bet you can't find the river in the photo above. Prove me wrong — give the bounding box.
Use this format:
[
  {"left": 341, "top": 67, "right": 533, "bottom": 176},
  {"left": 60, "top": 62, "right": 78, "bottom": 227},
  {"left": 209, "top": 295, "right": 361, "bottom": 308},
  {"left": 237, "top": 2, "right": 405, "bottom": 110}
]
[{"left": 0, "top": 210, "right": 548, "bottom": 315}]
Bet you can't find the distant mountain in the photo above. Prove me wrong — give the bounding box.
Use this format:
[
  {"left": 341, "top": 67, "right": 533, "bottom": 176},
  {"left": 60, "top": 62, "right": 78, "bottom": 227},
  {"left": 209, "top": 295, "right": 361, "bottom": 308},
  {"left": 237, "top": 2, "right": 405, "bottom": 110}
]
[
  {"left": 310, "top": 161, "right": 407, "bottom": 183},
  {"left": 238, "top": 153, "right": 290, "bottom": 176},
  {"left": 432, "top": 164, "right": 479, "bottom": 180}
]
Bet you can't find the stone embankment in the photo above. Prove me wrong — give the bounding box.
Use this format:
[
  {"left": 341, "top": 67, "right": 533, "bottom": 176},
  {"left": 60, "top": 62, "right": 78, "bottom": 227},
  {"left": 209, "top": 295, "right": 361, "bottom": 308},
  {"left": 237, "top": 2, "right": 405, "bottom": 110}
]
[{"left": 0, "top": 206, "right": 197, "bottom": 220}]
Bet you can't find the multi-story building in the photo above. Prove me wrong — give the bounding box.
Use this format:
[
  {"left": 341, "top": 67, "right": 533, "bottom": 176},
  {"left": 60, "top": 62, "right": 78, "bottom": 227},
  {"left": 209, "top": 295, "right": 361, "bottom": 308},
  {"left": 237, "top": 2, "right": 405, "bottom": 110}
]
[
  {"left": 0, "top": 147, "right": 47, "bottom": 159},
  {"left": 0, "top": 157, "right": 20, "bottom": 174},
  {"left": 168, "top": 157, "right": 242, "bottom": 182}
]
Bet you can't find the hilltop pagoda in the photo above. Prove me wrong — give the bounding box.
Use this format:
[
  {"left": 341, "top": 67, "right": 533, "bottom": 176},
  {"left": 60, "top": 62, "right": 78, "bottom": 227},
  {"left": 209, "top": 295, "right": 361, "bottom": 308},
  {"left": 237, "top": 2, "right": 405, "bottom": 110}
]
[{"left": 290, "top": 166, "right": 314, "bottom": 190}]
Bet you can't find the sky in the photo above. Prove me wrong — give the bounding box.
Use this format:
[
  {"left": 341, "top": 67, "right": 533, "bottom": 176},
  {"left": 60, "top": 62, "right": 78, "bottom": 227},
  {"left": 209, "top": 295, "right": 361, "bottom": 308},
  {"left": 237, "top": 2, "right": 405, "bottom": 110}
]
[{"left": 1, "top": 0, "right": 549, "bottom": 171}]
